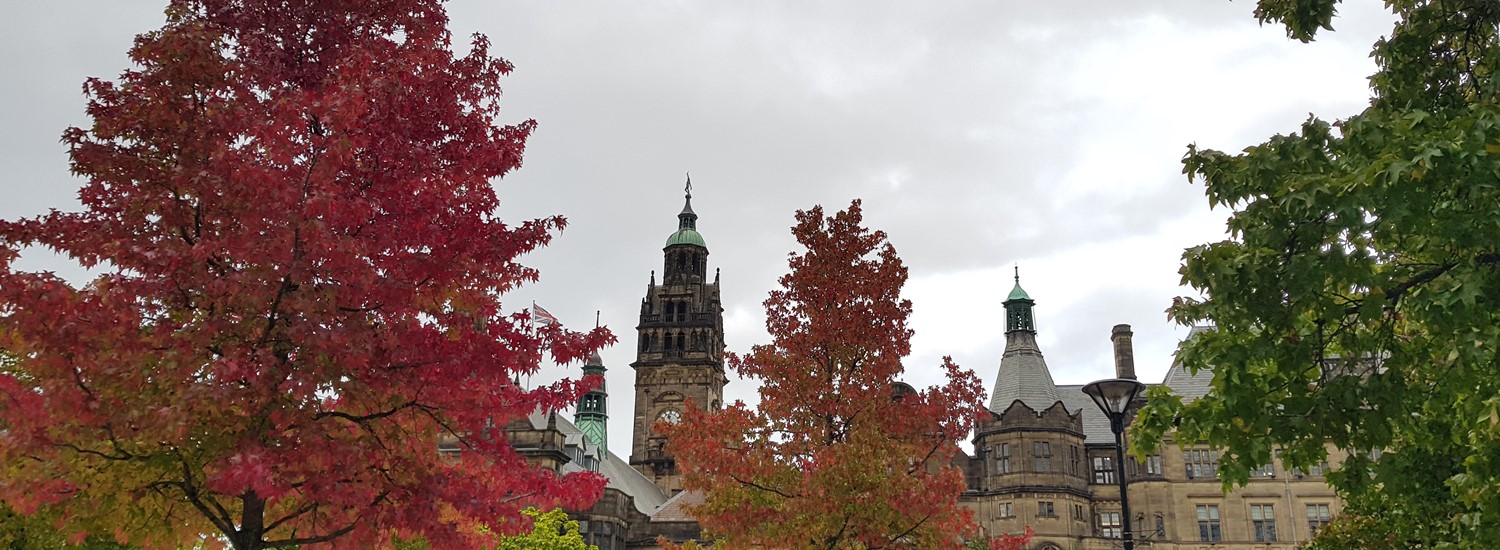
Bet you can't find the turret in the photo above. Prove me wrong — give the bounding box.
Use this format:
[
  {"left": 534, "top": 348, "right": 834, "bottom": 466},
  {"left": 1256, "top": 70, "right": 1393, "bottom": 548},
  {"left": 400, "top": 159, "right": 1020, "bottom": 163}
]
[
  {"left": 990, "top": 267, "right": 1060, "bottom": 411},
  {"left": 574, "top": 351, "right": 609, "bottom": 453}
]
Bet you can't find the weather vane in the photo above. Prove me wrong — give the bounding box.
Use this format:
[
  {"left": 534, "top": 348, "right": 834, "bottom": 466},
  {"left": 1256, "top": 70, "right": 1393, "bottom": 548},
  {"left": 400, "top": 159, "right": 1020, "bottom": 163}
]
[{"left": 685, "top": 172, "right": 692, "bottom": 197}]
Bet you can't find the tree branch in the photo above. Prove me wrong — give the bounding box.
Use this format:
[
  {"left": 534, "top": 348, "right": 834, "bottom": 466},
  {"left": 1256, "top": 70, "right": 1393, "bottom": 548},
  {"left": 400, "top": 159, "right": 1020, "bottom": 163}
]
[
  {"left": 313, "top": 400, "right": 421, "bottom": 424},
  {"left": 169, "top": 448, "right": 237, "bottom": 537},
  {"left": 264, "top": 491, "right": 388, "bottom": 547},
  {"left": 262, "top": 501, "right": 318, "bottom": 534},
  {"left": 729, "top": 474, "right": 799, "bottom": 500},
  {"left": 881, "top": 512, "right": 932, "bottom": 549}
]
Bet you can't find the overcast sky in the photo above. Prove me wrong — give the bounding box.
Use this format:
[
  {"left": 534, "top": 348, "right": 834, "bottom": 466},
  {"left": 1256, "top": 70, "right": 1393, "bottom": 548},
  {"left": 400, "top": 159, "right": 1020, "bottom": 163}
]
[{"left": 1, "top": 1, "right": 1395, "bottom": 453}]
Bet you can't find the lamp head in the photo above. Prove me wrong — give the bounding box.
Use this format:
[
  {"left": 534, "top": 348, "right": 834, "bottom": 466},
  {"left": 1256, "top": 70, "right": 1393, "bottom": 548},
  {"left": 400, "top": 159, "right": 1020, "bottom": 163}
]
[{"left": 1082, "top": 378, "right": 1146, "bottom": 419}]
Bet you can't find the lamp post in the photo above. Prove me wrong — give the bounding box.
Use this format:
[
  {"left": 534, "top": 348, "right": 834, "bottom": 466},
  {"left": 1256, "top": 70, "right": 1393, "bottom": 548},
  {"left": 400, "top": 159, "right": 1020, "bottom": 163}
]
[{"left": 1083, "top": 378, "right": 1146, "bottom": 550}]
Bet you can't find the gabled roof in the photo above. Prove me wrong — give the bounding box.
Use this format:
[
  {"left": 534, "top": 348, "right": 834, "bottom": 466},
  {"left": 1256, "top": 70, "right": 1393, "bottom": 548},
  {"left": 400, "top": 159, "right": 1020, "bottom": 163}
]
[
  {"left": 1161, "top": 326, "right": 1215, "bottom": 404},
  {"left": 651, "top": 489, "right": 706, "bottom": 523}
]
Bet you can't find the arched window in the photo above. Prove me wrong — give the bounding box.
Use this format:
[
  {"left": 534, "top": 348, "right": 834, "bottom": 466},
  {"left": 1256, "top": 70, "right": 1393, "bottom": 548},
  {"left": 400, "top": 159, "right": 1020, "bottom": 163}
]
[{"left": 675, "top": 332, "right": 686, "bottom": 350}]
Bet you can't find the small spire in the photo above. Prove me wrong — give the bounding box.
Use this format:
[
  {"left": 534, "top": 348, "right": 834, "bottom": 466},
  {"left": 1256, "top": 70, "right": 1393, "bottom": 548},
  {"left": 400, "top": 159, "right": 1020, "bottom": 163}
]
[
  {"left": 678, "top": 174, "right": 698, "bottom": 230},
  {"left": 595, "top": 310, "right": 601, "bottom": 329},
  {"left": 1014, "top": 263, "right": 1019, "bottom": 285}
]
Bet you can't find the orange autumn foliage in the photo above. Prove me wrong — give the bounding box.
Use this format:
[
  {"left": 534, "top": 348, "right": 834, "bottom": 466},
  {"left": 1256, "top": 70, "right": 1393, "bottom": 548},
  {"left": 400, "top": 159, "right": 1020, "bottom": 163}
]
[{"left": 663, "top": 200, "right": 989, "bottom": 549}]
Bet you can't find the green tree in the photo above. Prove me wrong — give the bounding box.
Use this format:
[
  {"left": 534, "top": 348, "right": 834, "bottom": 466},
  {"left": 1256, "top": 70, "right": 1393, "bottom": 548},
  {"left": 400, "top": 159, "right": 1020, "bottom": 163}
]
[
  {"left": 392, "top": 508, "right": 595, "bottom": 550},
  {"left": 495, "top": 508, "right": 596, "bottom": 550},
  {"left": 1133, "top": 1, "right": 1500, "bottom": 548},
  {"left": 0, "top": 506, "right": 116, "bottom": 549},
  {"left": 0, "top": 505, "right": 135, "bottom": 550}
]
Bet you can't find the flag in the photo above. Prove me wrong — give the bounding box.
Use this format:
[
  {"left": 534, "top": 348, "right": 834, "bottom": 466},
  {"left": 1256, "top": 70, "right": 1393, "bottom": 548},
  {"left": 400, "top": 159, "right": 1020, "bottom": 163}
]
[{"left": 532, "top": 302, "right": 560, "bottom": 328}]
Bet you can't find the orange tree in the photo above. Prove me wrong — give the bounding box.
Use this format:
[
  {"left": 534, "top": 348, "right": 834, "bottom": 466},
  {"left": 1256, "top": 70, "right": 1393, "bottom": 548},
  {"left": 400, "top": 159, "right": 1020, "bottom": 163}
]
[
  {"left": 663, "top": 200, "right": 988, "bottom": 549},
  {"left": 0, "top": 1, "right": 608, "bottom": 548}
]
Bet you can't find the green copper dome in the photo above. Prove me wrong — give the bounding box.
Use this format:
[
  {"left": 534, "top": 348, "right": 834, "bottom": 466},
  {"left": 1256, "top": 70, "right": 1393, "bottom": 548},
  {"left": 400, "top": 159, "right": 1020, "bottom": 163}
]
[
  {"left": 1007, "top": 280, "right": 1030, "bottom": 301},
  {"left": 665, "top": 228, "right": 707, "bottom": 248}
]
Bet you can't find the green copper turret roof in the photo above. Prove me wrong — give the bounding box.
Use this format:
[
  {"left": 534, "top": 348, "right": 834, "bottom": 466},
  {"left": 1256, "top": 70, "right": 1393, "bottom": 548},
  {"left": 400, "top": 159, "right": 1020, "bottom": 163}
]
[
  {"left": 1006, "top": 266, "right": 1031, "bottom": 301},
  {"left": 665, "top": 229, "right": 706, "bottom": 247}
]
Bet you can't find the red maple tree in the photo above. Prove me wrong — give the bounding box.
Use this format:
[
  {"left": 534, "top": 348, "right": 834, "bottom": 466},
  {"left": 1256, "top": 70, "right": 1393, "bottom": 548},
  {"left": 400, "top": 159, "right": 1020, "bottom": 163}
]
[
  {"left": 663, "top": 200, "right": 989, "bottom": 549},
  {"left": 0, "top": 1, "right": 608, "bottom": 548}
]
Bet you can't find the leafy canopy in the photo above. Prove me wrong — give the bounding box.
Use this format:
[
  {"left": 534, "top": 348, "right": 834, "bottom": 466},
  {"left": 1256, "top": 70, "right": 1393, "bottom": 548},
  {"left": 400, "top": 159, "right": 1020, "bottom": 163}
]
[
  {"left": 663, "top": 200, "right": 989, "bottom": 549},
  {"left": 495, "top": 508, "right": 597, "bottom": 550},
  {"left": 1133, "top": 0, "right": 1500, "bottom": 547},
  {"left": 0, "top": 1, "right": 609, "bottom": 548}
]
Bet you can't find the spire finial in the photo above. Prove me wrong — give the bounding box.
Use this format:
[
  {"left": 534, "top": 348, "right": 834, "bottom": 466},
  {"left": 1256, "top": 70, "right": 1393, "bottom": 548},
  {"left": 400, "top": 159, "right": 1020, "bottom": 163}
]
[
  {"left": 1014, "top": 263, "right": 1019, "bottom": 284},
  {"left": 595, "top": 310, "right": 601, "bottom": 329},
  {"left": 677, "top": 175, "right": 698, "bottom": 231}
]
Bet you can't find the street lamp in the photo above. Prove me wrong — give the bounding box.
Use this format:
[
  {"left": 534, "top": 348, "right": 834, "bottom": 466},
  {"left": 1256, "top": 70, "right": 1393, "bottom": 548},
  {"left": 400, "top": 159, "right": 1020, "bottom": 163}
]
[{"left": 1082, "top": 378, "right": 1146, "bottom": 550}]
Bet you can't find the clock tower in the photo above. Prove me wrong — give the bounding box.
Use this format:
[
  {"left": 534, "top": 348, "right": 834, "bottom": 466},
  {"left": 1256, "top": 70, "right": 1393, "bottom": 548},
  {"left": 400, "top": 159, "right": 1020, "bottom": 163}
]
[{"left": 629, "top": 179, "right": 728, "bottom": 495}]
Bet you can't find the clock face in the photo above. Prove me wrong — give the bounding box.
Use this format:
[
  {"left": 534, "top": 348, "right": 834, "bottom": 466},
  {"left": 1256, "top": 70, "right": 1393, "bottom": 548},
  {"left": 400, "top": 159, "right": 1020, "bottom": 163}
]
[{"left": 657, "top": 409, "right": 682, "bottom": 425}]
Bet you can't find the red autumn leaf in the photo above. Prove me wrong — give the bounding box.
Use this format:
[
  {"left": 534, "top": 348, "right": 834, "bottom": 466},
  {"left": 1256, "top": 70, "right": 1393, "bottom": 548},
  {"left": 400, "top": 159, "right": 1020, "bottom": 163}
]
[{"left": 0, "top": 1, "right": 611, "bottom": 548}]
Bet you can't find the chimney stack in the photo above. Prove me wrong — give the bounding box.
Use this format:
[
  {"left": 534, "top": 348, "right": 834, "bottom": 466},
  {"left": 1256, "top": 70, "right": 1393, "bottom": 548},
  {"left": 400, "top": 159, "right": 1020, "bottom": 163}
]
[{"left": 1111, "top": 324, "right": 1136, "bottom": 380}]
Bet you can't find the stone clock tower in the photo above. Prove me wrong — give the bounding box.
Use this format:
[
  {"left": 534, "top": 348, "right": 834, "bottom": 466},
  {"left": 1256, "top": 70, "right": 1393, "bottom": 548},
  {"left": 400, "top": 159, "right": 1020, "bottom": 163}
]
[{"left": 629, "top": 181, "right": 728, "bottom": 495}]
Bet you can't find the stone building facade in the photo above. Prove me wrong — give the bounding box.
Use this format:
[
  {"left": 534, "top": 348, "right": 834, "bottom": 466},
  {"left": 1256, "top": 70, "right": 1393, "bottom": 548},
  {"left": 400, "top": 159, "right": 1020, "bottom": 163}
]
[
  {"left": 500, "top": 187, "right": 1345, "bottom": 549},
  {"left": 962, "top": 279, "right": 1345, "bottom": 549},
  {"left": 627, "top": 186, "right": 728, "bottom": 496}
]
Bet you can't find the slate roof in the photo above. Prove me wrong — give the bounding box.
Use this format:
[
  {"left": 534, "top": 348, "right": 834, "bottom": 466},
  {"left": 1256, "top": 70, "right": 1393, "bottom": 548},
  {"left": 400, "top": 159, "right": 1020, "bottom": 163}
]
[
  {"left": 526, "top": 411, "right": 667, "bottom": 515},
  {"left": 989, "top": 324, "right": 1217, "bottom": 444},
  {"left": 601, "top": 451, "right": 667, "bottom": 515},
  {"left": 1055, "top": 385, "right": 1118, "bottom": 444},
  {"left": 651, "top": 489, "right": 706, "bottom": 523},
  {"left": 1160, "top": 326, "right": 1215, "bottom": 404},
  {"left": 988, "top": 331, "right": 1061, "bottom": 411},
  {"left": 1055, "top": 326, "right": 1212, "bottom": 443}
]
